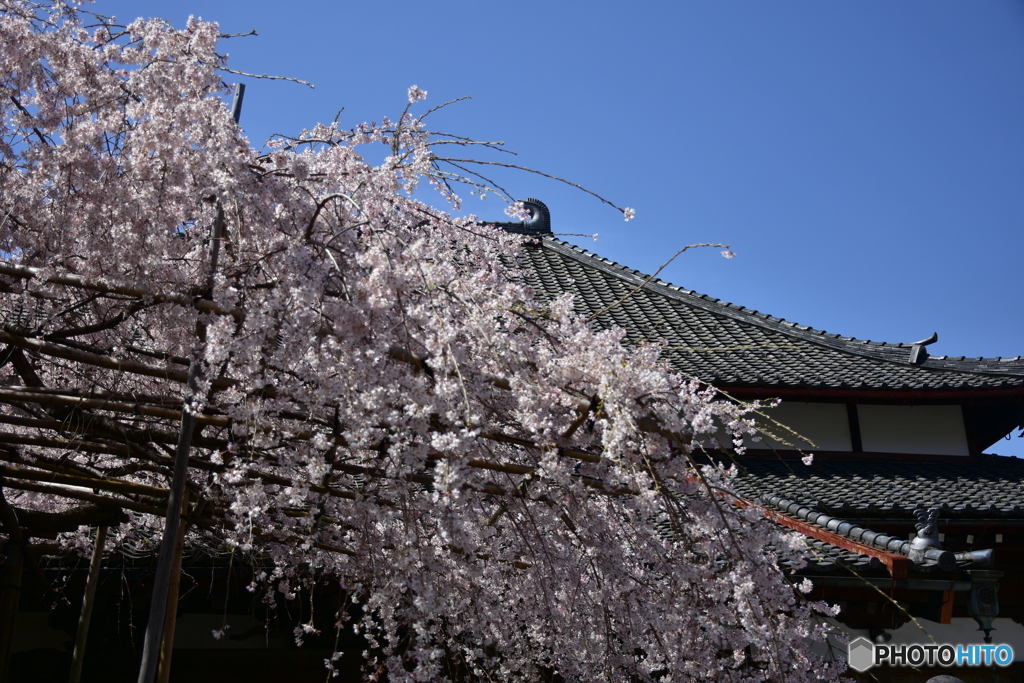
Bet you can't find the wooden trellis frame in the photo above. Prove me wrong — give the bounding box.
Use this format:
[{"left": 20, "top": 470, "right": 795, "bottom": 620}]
[{"left": 0, "top": 231, "right": 672, "bottom": 683}]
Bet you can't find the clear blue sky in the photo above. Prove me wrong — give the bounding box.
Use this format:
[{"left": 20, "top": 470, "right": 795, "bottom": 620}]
[{"left": 95, "top": 0, "right": 1024, "bottom": 454}]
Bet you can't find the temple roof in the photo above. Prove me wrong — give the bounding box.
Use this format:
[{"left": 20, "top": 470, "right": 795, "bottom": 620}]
[
  {"left": 498, "top": 206, "right": 1024, "bottom": 560},
  {"left": 515, "top": 235, "right": 1024, "bottom": 392},
  {"left": 729, "top": 453, "right": 1024, "bottom": 521}
]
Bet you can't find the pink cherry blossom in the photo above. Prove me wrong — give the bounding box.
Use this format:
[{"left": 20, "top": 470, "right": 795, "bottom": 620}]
[{"left": 408, "top": 84, "right": 428, "bottom": 103}]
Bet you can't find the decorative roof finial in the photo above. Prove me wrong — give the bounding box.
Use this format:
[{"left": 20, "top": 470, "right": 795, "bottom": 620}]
[
  {"left": 489, "top": 198, "right": 551, "bottom": 236},
  {"left": 909, "top": 507, "right": 943, "bottom": 565},
  {"left": 909, "top": 332, "right": 938, "bottom": 365},
  {"left": 516, "top": 198, "right": 550, "bottom": 234}
]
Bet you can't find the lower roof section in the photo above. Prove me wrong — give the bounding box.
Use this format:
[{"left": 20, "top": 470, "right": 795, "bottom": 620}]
[
  {"left": 516, "top": 236, "right": 1024, "bottom": 392},
  {"left": 726, "top": 452, "right": 1024, "bottom": 521}
]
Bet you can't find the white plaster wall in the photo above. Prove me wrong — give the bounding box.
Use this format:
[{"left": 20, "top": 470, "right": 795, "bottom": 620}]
[
  {"left": 741, "top": 402, "right": 852, "bottom": 452},
  {"left": 858, "top": 404, "right": 970, "bottom": 456}
]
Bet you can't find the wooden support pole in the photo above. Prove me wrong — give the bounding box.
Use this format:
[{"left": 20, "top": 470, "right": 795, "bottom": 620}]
[
  {"left": 135, "top": 361, "right": 200, "bottom": 683},
  {"left": 68, "top": 525, "right": 107, "bottom": 683},
  {"left": 0, "top": 486, "right": 25, "bottom": 683},
  {"left": 156, "top": 490, "right": 188, "bottom": 683},
  {"left": 137, "top": 83, "right": 244, "bottom": 683}
]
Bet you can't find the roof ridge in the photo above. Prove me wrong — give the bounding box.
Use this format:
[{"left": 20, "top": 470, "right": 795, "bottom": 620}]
[{"left": 538, "top": 236, "right": 1024, "bottom": 380}]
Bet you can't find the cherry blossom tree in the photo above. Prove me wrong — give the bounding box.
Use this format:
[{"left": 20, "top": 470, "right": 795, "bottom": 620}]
[{"left": 0, "top": 2, "right": 843, "bottom": 681}]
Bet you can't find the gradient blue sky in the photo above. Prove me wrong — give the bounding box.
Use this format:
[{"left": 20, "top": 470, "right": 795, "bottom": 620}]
[{"left": 95, "top": 1, "right": 1024, "bottom": 454}]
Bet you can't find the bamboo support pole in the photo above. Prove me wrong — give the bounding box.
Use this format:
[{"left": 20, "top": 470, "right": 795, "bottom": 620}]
[
  {"left": 2, "top": 464, "right": 169, "bottom": 499},
  {"left": 0, "top": 385, "right": 183, "bottom": 405},
  {"left": 0, "top": 329, "right": 191, "bottom": 385},
  {"left": 155, "top": 490, "right": 188, "bottom": 683},
  {"left": 0, "top": 432, "right": 134, "bottom": 458},
  {"left": 0, "top": 333, "right": 607, "bottom": 469},
  {"left": 0, "top": 408, "right": 191, "bottom": 441},
  {"left": 0, "top": 442, "right": 182, "bottom": 484},
  {"left": 3, "top": 458, "right": 627, "bottom": 558},
  {"left": 0, "top": 330, "right": 243, "bottom": 395},
  {"left": 1, "top": 439, "right": 619, "bottom": 516},
  {"left": 0, "top": 389, "right": 627, "bottom": 512},
  {"left": 0, "top": 261, "right": 242, "bottom": 322},
  {"left": 0, "top": 386, "right": 189, "bottom": 407},
  {"left": 68, "top": 524, "right": 107, "bottom": 683},
  {"left": 0, "top": 418, "right": 602, "bottom": 495},
  {"left": 0, "top": 387, "right": 230, "bottom": 427},
  {"left": 2, "top": 478, "right": 170, "bottom": 517},
  {"left": 0, "top": 447, "right": 120, "bottom": 481},
  {"left": 0, "top": 386, "right": 323, "bottom": 441},
  {"left": 136, "top": 360, "right": 200, "bottom": 683},
  {"left": 312, "top": 541, "right": 358, "bottom": 557}
]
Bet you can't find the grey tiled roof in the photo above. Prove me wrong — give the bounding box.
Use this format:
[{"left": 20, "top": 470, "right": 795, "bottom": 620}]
[
  {"left": 794, "top": 537, "right": 886, "bottom": 574},
  {"left": 505, "top": 227, "right": 1024, "bottom": 574},
  {"left": 515, "top": 237, "right": 1024, "bottom": 391},
  {"left": 728, "top": 454, "right": 1024, "bottom": 520}
]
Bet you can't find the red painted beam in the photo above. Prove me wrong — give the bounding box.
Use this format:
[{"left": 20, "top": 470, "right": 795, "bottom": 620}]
[
  {"left": 688, "top": 473, "right": 913, "bottom": 579},
  {"left": 940, "top": 590, "right": 954, "bottom": 624},
  {"left": 727, "top": 494, "right": 910, "bottom": 578},
  {"left": 760, "top": 507, "right": 909, "bottom": 579}
]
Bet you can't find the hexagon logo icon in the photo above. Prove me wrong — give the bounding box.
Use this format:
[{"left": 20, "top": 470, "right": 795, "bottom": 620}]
[{"left": 847, "top": 637, "right": 875, "bottom": 672}]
